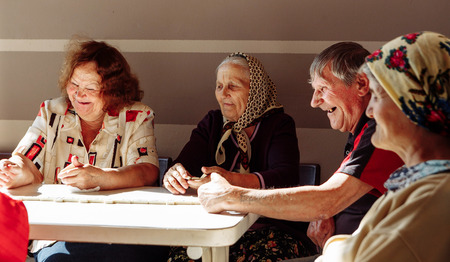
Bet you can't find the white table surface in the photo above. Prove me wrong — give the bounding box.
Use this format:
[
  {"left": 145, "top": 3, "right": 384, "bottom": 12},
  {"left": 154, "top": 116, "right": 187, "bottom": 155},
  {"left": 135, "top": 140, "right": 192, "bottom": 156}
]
[{"left": 3, "top": 184, "right": 259, "bottom": 262}]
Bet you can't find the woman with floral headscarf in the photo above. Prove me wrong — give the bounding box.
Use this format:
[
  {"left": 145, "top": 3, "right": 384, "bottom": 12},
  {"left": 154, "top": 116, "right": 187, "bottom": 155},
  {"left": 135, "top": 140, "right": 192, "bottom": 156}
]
[
  {"left": 164, "top": 53, "right": 315, "bottom": 260},
  {"left": 310, "top": 31, "right": 450, "bottom": 262}
]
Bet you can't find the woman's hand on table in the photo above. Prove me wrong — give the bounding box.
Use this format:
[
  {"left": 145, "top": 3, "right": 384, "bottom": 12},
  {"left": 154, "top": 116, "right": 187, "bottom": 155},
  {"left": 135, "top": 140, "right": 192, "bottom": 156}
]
[
  {"left": 187, "top": 165, "right": 234, "bottom": 190},
  {"left": 0, "top": 152, "right": 42, "bottom": 189},
  {"left": 163, "top": 163, "right": 196, "bottom": 194},
  {"left": 201, "top": 166, "right": 260, "bottom": 189},
  {"left": 58, "top": 155, "right": 104, "bottom": 190}
]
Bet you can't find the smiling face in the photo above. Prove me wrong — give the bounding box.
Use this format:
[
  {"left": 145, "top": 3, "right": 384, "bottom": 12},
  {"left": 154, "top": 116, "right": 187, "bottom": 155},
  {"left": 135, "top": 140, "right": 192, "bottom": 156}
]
[
  {"left": 66, "top": 62, "right": 106, "bottom": 123},
  {"left": 366, "top": 79, "right": 413, "bottom": 153},
  {"left": 310, "top": 64, "right": 369, "bottom": 133},
  {"left": 215, "top": 63, "right": 250, "bottom": 122}
]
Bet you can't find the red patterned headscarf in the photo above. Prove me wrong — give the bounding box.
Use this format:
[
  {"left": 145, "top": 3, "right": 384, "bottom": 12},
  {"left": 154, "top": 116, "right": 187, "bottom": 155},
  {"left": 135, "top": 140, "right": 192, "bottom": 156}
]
[{"left": 366, "top": 31, "right": 450, "bottom": 136}]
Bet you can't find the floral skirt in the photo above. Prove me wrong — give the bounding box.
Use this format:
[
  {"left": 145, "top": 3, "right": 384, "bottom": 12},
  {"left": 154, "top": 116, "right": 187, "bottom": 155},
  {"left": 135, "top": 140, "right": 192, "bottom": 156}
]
[{"left": 167, "top": 227, "right": 315, "bottom": 262}]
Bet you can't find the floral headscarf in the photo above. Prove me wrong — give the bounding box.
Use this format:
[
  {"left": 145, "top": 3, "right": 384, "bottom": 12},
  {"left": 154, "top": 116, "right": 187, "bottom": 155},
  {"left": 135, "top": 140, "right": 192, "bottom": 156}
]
[
  {"left": 366, "top": 31, "right": 450, "bottom": 136},
  {"left": 215, "top": 53, "right": 283, "bottom": 173}
]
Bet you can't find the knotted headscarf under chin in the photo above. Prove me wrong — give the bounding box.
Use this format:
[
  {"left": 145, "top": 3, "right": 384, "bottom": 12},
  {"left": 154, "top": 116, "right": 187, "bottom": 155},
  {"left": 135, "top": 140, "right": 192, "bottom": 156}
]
[
  {"left": 366, "top": 31, "right": 450, "bottom": 136},
  {"left": 215, "top": 53, "right": 283, "bottom": 173}
]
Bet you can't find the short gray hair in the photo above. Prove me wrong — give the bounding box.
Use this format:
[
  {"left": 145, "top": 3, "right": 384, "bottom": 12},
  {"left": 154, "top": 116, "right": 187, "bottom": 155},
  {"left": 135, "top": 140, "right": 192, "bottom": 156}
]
[
  {"left": 359, "top": 62, "right": 380, "bottom": 88},
  {"left": 216, "top": 55, "right": 250, "bottom": 76},
  {"left": 309, "top": 42, "right": 370, "bottom": 86}
]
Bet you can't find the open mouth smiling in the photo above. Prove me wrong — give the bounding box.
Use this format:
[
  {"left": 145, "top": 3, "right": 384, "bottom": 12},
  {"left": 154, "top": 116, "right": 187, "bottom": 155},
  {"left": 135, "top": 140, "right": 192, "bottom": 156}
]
[
  {"left": 75, "top": 99, "right": 91, "bottom": 105},
  {"left": 327, "top": 107, "right": 337, "bottom": 113}
]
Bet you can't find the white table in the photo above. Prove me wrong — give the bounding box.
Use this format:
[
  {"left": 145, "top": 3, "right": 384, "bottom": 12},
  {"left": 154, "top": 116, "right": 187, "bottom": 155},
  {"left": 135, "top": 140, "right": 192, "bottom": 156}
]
[{"left": 3, "top": 184, "right": 259, "bottom": 262}]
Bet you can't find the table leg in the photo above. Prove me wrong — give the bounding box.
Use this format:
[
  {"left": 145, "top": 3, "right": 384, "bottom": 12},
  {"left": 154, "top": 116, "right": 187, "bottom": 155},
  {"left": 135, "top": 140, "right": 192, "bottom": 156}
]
[{"left": 201, "top": 246, "right": 229, "bottom": 262}]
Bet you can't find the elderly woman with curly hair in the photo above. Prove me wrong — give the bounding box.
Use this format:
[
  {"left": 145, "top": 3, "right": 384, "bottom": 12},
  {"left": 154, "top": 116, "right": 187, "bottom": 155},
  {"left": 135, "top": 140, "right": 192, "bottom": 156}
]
[{"left": 0, "top": 39, "right": 167, "bottom": 261}]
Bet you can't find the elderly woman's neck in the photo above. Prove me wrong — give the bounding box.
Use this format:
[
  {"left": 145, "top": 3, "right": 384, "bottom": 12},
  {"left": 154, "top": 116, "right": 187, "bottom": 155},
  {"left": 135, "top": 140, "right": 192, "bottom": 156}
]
[
  {"left": 80, "top": 116, "right": 104, "bottom": 131},
  {"left": 80, "top": 117, "right": 104, "bottom": 151},
  {"left": 401, "top": 133, "right": 450, "bottom": 167}
]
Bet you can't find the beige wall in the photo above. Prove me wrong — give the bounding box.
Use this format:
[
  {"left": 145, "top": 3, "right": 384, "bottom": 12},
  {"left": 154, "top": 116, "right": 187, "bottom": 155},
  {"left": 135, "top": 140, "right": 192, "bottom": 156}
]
[{"left": 1, "top": 0, "right": 448, "bottom": 181}]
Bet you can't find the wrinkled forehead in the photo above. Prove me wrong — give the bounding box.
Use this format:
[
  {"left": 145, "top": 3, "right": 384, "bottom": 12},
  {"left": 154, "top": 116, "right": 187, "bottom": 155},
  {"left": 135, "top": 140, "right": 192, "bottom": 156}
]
[{"left": 216, "top": 62, "right": 250, "bottom": 82}]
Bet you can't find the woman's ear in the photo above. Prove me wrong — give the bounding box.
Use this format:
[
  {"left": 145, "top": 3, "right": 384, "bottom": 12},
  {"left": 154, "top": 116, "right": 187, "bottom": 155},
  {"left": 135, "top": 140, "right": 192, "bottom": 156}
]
[{"left": 355, "top": 73, "right": 370, "bottom": 97}]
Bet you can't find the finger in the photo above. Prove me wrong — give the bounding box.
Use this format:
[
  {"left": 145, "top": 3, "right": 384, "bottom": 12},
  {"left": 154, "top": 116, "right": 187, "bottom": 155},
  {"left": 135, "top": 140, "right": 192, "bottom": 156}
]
[
  {"left": 310, "top": 237, "right": 320, "bottom": 250},
  {"left": 201, "top": 166, "right": 221, "bottom": 175},
  {"left": 0, "top": 160, "right": 15, "bottom": 170},
  {"left": 187, "top": 178, "right": 209, "bottom": 189},
  {"left": 201, "top": 166, "right": 213, "bottom": 174},
  {"left": 320, "top": 236, "right": 329, "bottom": 249},
  {"left": 210, "top": 172, "right": 226, "bottom": 182},
  {"left": 71, "top": 155, "right": 83, "bottom": 167},
  {"left": 321, "top": 230, "right": 334, "bottom": 248},
  {"left": 164, "top": 174, "right": 186, "bottom": 194},
  {"left": 60, "top": 174, "right": 78, "bottom": 186},
  {"left": 174, "top": 165, "right": 191, "bottom": 179},
  {"left": 210, "top": 172, "right": 219, "bottom": 180},
  {"left": 307, "top": 224, "right": 320, "bottom": 247},
  {"left": 164, "top": 181, "right": 181, "bottom": 195},
  {"left": 58, "top": 168, "right": 79, "bottom": 179},
  {"left": 171, "top": 167, "right": 189, "bottom": 189},
  {"left": 0, "top": 173, "right": 11, "bottom": 184}
]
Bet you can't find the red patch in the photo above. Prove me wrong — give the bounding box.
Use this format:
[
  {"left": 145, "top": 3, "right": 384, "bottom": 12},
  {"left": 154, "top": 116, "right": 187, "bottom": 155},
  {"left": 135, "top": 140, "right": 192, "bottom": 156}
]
[
  {"left": 64, "top": 103, "right": 70, "bottom": 115},
  {"left": 126, "top": 110, "right": 142, "bottom": 122},
  {"left": 108, "top": 109, "right": 120, "bottom": 117},
  {"left": 89, "top": 155, "right": 96, "bottom": 165},
  {"left": 67, "top": 154, "right": 73, "bottom": 162},
  {"left": 25, "top": 136, "right": 46, "bottom": 161},
  {"left": 138, "top": 147, "right": 148, "bottom": 156},
  {"left": 36, "top": 136, "right": 46, "bottom": 148},
  {"left": 54, "top": 167, "right": 60, "bottom": 184},
  {"left": 37, "top": 102, "right": 45, "bottom": 117},
  {"left": 25, "top": 145, "right": 41, "bottom": 161}
]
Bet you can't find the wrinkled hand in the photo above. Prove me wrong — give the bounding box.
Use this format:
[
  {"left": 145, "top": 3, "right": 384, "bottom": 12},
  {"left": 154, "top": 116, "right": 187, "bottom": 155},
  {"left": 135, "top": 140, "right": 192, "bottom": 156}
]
[
  {"left": 198, "top": 173, "right": 233, "bottom": 213},
  {"left": 201, "top": 166, "right": 232, "bottom": 177},
  {"left": 185, "top": 165, "right": 236, "bottom": 190},
  {"left": 307, "top": 217, "right": 335, "bottom": 251},
  {"left": 185, "top": 165, "right": 232, "bottom": 190},
  {"left": 163, "top": 163, "right": 195, "bottom": 194},
  {"left": 0, "top": 153, "right": 42, "bottom": 189},
  {"left": 58, "top": 155, "right": 104, "bottom": 190}
]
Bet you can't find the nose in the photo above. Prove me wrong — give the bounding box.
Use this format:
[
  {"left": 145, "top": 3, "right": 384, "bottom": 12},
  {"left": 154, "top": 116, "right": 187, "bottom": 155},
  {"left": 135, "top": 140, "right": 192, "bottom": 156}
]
[
  {"left": 75, "top": 87, "right": 87, "bottom": 97},
  {"left": 220, "top": 86, "right": 230, "bottom": 97},
  {"left": 366, "top": 101, "right": 374, "bottom": 118},
  {"left": 310, "top": 89, "right": 322, "bottom": 108}
]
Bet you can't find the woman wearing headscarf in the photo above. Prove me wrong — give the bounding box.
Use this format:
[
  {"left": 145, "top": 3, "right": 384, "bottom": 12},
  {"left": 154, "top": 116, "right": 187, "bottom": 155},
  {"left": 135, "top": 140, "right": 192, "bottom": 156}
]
[
  {"left": 311, "top": 31, "right": 450, "bottom": 262},
  {"left": 164, "top": 53, "right": 314, "bottom": 260}
]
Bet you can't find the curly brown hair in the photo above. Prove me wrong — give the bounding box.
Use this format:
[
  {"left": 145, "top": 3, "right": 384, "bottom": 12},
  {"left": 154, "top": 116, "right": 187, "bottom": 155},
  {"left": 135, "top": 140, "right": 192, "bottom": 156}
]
[{"left": 59, "top": 38, "right": 143, "bottom": 113}]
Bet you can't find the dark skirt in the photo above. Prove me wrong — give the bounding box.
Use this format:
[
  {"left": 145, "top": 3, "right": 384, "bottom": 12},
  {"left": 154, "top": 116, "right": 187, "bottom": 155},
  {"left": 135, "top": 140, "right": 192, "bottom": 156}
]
[{"left": 167, "top": 225, "right": 316, "bottom": 262}]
